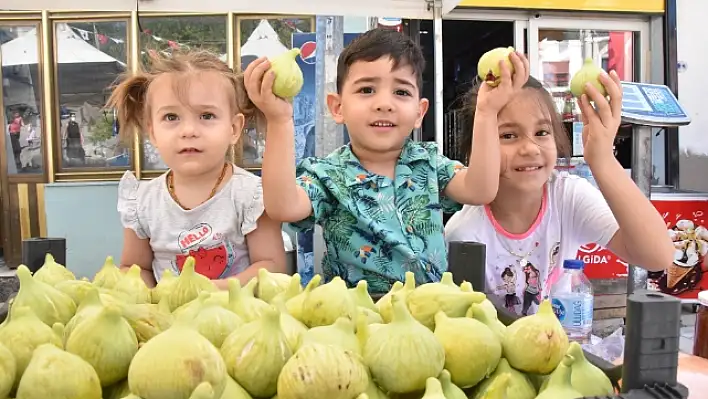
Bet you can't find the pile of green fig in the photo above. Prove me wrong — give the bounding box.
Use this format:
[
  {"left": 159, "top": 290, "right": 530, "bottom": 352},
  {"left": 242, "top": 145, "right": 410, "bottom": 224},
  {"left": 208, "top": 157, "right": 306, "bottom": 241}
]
[{"left": 0, "top": 254, "right": 615, "bottom": 399}]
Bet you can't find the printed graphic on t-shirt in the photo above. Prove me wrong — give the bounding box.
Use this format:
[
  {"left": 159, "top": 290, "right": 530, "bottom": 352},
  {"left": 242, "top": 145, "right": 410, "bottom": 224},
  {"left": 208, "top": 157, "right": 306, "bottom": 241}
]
[
  {"left": 174, "top": 223, "right": 236, "bottom": 279},
  {"left": 521, "top": 263, "right": 542, "bottom": 316},
  {"left": 549, "top": 242, "right": 561, "bottom": 267},
  {"left": 496, "top": 266, "right": 521, "bottom": 312},
  {"left": 544, "top": 242, "right": 562, "bottom": 299}
]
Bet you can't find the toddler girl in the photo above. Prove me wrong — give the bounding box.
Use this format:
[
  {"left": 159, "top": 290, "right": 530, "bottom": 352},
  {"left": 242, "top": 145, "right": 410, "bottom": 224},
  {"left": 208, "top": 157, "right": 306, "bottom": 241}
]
[
  {"left": 445, "top": 71, "right": 674, "bottom": 316},
  {"left": 108, "top": 49, "right": 286, "bottom": 289}
]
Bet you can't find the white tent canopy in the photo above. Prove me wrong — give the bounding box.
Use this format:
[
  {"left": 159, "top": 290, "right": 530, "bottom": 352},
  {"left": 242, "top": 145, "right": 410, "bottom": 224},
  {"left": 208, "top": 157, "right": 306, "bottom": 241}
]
[
  {"left": 1, "top": 0, "right": 461, "bottom": 19},
  {"left": 2, "top": 23, "right": 121, "bottom": 67},
  {"left": 241, "top": 19, "right": 288, "bottom": 59}
]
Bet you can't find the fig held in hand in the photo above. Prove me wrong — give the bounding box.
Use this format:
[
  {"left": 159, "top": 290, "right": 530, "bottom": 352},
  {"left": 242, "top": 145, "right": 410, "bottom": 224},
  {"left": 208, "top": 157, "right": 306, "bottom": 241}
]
[
  {"left": 570, "top": 58, "right": 608, "bottom": 98},
  {"left": 477, "top": 47, "right": 515, "bottom": 87},
  {"left": 269, "top": 48, "right": 304, "bottom": 99}
]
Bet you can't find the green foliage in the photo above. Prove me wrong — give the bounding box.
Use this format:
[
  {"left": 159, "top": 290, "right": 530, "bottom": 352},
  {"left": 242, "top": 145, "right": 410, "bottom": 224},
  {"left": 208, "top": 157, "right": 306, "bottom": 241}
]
[{"left": 88, "top": 113, "right": 115, "bottom": 145}]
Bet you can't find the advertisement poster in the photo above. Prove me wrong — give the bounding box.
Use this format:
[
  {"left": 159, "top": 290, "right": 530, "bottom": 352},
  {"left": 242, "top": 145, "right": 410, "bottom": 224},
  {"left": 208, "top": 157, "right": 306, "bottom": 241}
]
[
  {"left": 579, "top": 198, "right": 708, "bottom": 301},
  {"left": 291, "top": 32, "right": 360, "bottom": 284}
]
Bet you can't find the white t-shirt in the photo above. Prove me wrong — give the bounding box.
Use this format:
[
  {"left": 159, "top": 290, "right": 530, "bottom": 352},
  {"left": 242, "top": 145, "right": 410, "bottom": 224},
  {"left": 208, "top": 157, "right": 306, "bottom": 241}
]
[
  {"left": 444, "top": 173, "right": 619, "bottom": 316},
  {"left": 117, "top": 165, "right": 265, "bottom": 282}
]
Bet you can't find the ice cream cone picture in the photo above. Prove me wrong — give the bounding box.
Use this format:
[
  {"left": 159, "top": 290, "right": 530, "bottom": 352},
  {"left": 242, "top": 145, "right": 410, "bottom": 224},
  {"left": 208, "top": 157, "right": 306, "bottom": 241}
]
[
  {"left": 665, "top": 219, "right": 708, "bottom": 290},
  {"left": 667, "top": 263, "right": 693, "bottom": 288}
]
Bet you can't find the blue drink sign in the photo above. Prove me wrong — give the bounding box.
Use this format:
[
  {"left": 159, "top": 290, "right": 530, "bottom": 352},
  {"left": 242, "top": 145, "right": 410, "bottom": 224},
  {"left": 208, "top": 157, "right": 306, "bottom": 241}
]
[{"left": 620, "top": 82, "right": 691, "bottom": 127}]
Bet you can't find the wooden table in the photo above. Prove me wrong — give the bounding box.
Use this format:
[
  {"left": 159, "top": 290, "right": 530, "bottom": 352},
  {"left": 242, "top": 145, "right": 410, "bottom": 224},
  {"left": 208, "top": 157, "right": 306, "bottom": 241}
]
[
  {"left": 674, "top": 353, "right": 708, "bottom": 399},
  {"left": 614, "top": 353, "right": 708, "bottom": 398}
]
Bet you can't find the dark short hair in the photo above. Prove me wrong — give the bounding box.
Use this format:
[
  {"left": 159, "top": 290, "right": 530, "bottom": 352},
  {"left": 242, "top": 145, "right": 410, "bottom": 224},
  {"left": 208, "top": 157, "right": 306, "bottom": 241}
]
[
  {"left": 458, "top": 76, "right": 571, "bottom": 163},
  {"left": 336, "top": 28, "right": 425, "bottom": 93}
]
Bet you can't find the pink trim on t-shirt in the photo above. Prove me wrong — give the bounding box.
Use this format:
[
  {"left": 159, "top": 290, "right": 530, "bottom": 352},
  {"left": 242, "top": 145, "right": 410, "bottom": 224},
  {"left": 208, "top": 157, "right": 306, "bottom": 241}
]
[{"left": 484, "top": 185, "right": 548, "bottom": 240}]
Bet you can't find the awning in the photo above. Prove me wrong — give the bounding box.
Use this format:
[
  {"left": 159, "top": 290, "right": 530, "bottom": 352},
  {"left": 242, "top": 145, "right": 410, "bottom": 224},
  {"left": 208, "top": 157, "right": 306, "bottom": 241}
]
[
  {"left": 2, "top": 24, "right": 121, "bottom": 66},
  {"left": 1, "top": 0, "right": 461, "bottom": 19}
]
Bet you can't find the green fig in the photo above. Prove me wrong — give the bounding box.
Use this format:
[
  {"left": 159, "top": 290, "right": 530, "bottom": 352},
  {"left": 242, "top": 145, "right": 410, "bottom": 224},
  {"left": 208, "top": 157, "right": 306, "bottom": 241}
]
[
  {"left": 502, "top": 299, "right": 569, "bottom": 375},
  {"left": 0, "top": 342, "right": 16, "bottom": 399},
  {"left": 477, "top": 47, "right": 515, "bottom": 87},
  {"left": 299, "top": 316, "right": 360, "bottom": 354},
  {"left": 467, "top": 302, "right": 506, "bottom": 343},
  {"left": 13, "top": 264, "right": 76, "bottom": 327},
  {"left": 535, "top": 355, "right": 583, "bottom": 399},
  {"left": 350, "top": 280, "right": 378, "bottom": 312},
  {"left": 433, "top": 312, "right": 501, "bottom": 388},
  {"left": 376, "top": 272, "right": 416, "bottom": 323},
  {"left": 165, "top": 257, "right": 216, "bottom": 311},
  {"left": 364, "top": 293, "right": 444, "bottom": 394},
  {"left": 16, "top": 344, "right": 101, "bottom": 399},
  {"left": 128, "top": 317, "right": 228, "bottom": 399},
  {"left": 407, "top": 281, "right": 486, "bottom": 330},
  {"left": 269, "top": 48, "right": 304, "bottom": 99},
  {"left": 421, "top": 377, "right": 446, "bottom": 399},
  {"left": 554, "top": 341, "right": 614, "bottom": 396},
  {"left": 256, "top": 268, "right": 292, "bottom": 303},
  {"left": 301, "top": 276, "right": 357, "bottom": 328},
  {"left": 570, "top": 58, "right": 608, "bottom": 98},
  {"left": 276, "top": 343, "right": 368, "bottom": 399},
  {"left": 285, "top": 274, "right": 321, "bottom": 322},
  {"left": 220, "top": 306, "right": 291, "bottom": 398},
  {"left": 65, "top": 304, "right": 139, "bottom": 387},
  {"left": 93, "top": 256, "right": 123, "bottom": 289},
  {"left": 113, "top": 264, "right": 152, "bottom": 304},
  {"left": 438, "top": 370, "right": 466, "bottom": 399},
  {"left": 33, "top": 253, "right": 75, "bottom": 286},
  {"left": 471, "top": 358, "right": 536, "bottom": 399},
  {"left": 478, "top": 373, "right": 511, "bottom": 399}
]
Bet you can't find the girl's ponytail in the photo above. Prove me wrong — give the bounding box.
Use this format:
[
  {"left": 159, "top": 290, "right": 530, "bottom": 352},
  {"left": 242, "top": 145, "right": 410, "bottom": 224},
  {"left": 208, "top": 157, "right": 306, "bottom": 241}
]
[
  {"left": 231, "top": 72, "right": 265, "bottom": 131},
  {"left": 106, "top": 74, "right": 151, "bottom": 142}
]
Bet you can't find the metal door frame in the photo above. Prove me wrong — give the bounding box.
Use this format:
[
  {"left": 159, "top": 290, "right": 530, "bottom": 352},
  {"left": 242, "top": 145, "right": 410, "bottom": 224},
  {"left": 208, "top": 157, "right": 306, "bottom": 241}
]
[{"left": 443, "top": 9, "right": 529, "bottom": 54}]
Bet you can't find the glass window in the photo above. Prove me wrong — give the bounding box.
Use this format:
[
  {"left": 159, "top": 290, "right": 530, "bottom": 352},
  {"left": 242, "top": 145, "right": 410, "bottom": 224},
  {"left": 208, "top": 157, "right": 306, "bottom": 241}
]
[
  {"left": 53, "top": 21, "right": 129, "bottom": 171},
  {"left": 138, "top": 15, "right": 228, "bottom": 171},
  {"left": 537, "top": 29, "right": 635, "bottom": 167},
  {"left": 1, "top": 24, "right": 44, "bottom": 175},
  {"left": 237, "top": 17, "right": 313, "bottom": 169}
]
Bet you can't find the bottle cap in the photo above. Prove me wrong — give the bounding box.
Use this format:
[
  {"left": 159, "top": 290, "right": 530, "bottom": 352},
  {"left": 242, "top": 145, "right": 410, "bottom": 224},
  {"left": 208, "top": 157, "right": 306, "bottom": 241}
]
[{"left": 563, "top": 259, "right": 585, "bottom": 270}]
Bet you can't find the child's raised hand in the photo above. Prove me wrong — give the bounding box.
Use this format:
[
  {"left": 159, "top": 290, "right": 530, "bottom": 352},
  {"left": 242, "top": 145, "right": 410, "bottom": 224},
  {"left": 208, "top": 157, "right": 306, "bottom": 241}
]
[
  {"left": 244, "top": 57, "right": 293, "bottom": 125},
  {"left": 578, "top": 70, "right": 623, "bottom": 166},
  {"left": 476, "top": 51, "right": 530, "bottom": 115}
]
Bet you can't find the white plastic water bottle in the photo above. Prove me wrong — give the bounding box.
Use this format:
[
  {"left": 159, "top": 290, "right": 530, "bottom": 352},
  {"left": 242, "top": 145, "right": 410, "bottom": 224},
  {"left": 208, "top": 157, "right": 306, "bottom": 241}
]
[{"left": 549, "top": 259, "right": 593, "bottom": 344}]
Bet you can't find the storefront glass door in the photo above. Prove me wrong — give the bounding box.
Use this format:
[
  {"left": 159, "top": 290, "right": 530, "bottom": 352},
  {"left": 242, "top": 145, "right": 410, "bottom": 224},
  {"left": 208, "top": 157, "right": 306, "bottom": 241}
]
[
  {"left": 0, "top": 23, "right": 45, "bottom": 176},
  {"left": 526, "top": 16, "right": 649, "bottom": 165},
  {"left": 435, "top": 11, "right": 528, "bottom": 161}
]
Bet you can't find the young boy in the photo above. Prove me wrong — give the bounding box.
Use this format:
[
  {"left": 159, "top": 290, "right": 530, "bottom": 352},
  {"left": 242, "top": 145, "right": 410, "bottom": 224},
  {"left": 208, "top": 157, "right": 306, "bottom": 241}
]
[{"left": 244, "top": 29, "right": 527, "bottom": 293}]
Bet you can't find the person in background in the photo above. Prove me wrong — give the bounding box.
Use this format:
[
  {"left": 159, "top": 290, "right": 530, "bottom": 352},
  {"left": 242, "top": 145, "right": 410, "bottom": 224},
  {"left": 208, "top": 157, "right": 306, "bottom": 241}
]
[
  {"left": 107, "top": 49, "right": 286, "bottom": 289},
  {"left": 8, "top": 111, "right": 24, "bottom": 168},
  {"left": 445, "top": 73, "right": 674, "bottom": 316},
  {"left": 245, "top": 29, "right": 529, "bottom": 294}
]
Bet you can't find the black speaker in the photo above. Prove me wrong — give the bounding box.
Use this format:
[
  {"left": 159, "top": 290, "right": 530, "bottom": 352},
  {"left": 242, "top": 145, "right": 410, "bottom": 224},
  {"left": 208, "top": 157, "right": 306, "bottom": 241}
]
[
  {"left": 447, "top": 241, "right": 486, "bottom": 291},
  {"left": 21, "top": 238, "right": 67, "bottom": 274},
  {"left": 621, "top": 291, "right": 681, "bottom": 393}
]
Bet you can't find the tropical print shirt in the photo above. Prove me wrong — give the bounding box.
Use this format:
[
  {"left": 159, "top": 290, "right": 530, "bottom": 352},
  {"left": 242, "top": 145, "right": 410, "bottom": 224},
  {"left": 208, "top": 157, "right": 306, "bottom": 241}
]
[{"left": 289, "top": 139, "right": 465, "bottom": 294}]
